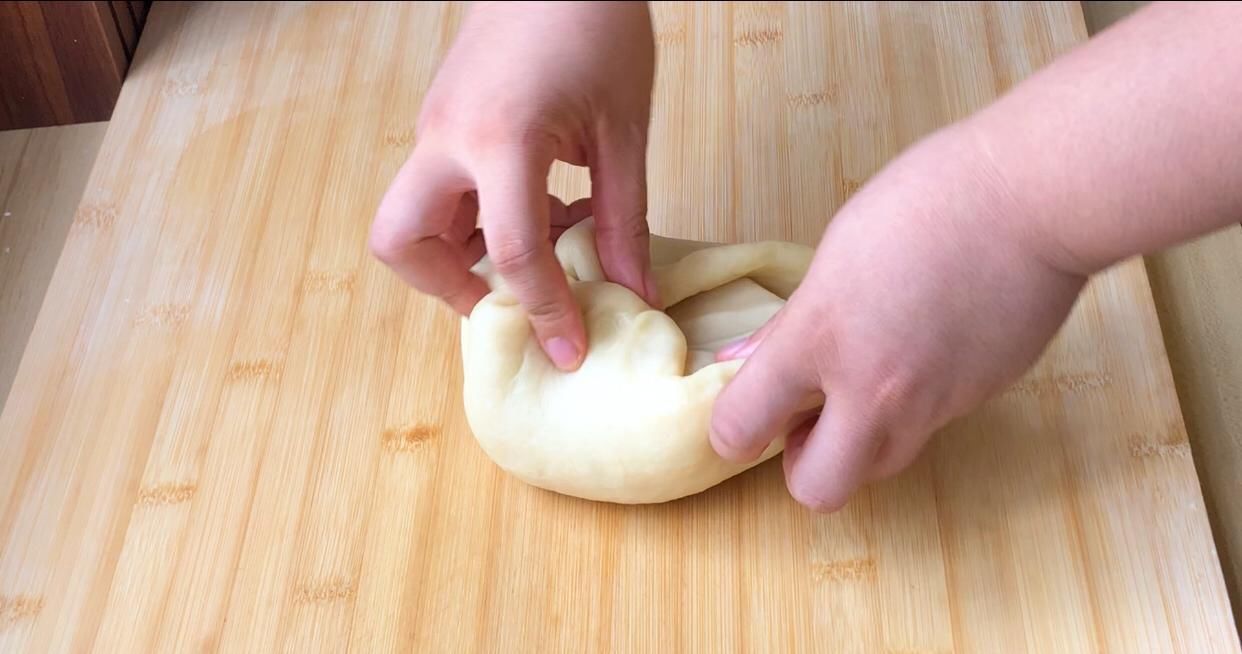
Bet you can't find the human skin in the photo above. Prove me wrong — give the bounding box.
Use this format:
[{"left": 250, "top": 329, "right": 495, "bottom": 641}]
[
  {"left": 711, "top": 1, "right": 1242, "bottom": 511},
  {"left": 370, "top": 1, "right": 1242, "bottom": 511},
  {"left": 368, "top": 1, "right": 658, "bottom": 372}
]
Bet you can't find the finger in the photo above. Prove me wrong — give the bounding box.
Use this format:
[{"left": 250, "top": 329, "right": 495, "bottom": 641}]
[
  {"left": 446, "top": 193, "right": 485, "bottom": 269},
  {"left": 782, "top": 400, "right": 885, "bottom": 513},
  {"left": 478, "top": 152, "right": 587, "bottom": 371},
  {"left": 464, "top": 195, "right": 587, "bottom": 266},
  {"left": 457, "top": 229, "right": 487, "bottom": 268},
  {"left": 716, "top": 306, "right": 786, "bottom": 362},
  {"left": 709, "top": 323, "right": 819, "bottom": 463},
  {"left": 591, "top": 123, "right": 659, "bottom": 307},
  {"left": 370, "top": 152, "right": 489, "bottom": 314},
  {"left": 444, "top": 191, "right": 479, "bottom": 244},
  {"left": 866, "top": 423, "right": 933, "bottom": 483}
]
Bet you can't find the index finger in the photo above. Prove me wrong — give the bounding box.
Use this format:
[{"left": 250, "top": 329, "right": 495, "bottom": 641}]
[
  {"left": 369, "top": 151, "right": 490, "bottom": 315},
  {"left": 477, "top": 150, "right": 588, "bottom": 372}
]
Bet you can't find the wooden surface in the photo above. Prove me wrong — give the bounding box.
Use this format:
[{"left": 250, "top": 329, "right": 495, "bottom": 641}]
[
  {"left": 0, "top": 2, "right": 1238, "bottom": 652},
  {"left": 0, "top": 1, "right": 149, "bottom": 130},
  {"left": 1082, "top": 0, "right": 1242, "bottom": 628},
  {"left": 0, "top": 122, "right": 108, "bottom": 413},
  {"left": 1147, "top": 228, "right": 1242, "bottom": 624},
  {"left": 110, "top": 1, "right": 140, "bottom": 58},
  {"left": 1081, "top": 0, "right": 1149, "bottom": 35}
]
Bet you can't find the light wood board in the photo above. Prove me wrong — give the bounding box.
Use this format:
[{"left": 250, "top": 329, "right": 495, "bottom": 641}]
[
  {"left": 1147, "top": 227, "right": 1242, "bottom": 629},
  {"left": 0, "top": 123, "right": 108, "bottom": 408},
  {"left": 1081, "top": 0, "right": 1149, "bottom": 36},
  {"left": 1081, "top": 0, "right": 1242, "bottom": 628},
  {"left": 0, "top": 2, "right": 1237, "bottom": 652}
]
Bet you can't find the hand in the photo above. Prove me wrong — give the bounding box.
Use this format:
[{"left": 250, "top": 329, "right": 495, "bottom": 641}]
[
  {"left": 369, "top": 1, "right": 658, "bottom": 371},
  {"left": 709, "top": 125, "right": 1088, "bottom": 512}
]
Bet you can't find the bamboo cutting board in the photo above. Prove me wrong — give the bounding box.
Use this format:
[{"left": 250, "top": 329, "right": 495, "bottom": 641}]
[{"left": 1, "top": 2, "right": 1237, "bottom": 652}]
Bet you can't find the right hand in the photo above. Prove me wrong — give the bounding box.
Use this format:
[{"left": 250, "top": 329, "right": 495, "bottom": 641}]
[
  {"left": 369, "top": 1, "right": 659, "bottom": 371},
  {"left": 709, "top": 124, "right": 1087, "bottom": 512}
]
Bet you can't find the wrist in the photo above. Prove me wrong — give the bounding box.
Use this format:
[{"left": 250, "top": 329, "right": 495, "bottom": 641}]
[
  {"left": 858, "top": 121, "right": 1089, "bottom": 287},
  {"left": 910, "top": 123, "right": 1038, "bottom": 252},
  {"left": 954, "top": 116, "right": 1102, "bottom": 278}
]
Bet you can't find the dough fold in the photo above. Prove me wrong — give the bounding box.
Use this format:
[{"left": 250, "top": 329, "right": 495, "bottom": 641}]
[{"left": 461, "top": 219, "right": 814, "bottom": 504}]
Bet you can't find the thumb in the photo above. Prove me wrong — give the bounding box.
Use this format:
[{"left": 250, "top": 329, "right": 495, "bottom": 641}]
[
  {"left": 591, "top": 122, "right": 659, "bottom": 308},
  {"left": 710, "top": 317, "right": 819, "bottom": 463}
]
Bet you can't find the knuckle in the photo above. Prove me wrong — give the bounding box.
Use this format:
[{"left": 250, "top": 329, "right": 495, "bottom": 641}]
[
  {"left": 860, "top": 366, "right": 919, "bottom": 418},
  {"left": 368, "top": 225, "right": 410, "bottom": 265},
  {"left": 418, "top": 98, "right": 539, "bottom": 156},
  {"left": 416, "top": 102, "right": 448, "bottom": 136},
  {"left": 464, "top": 117, "right": 554, "bottom": 162},
  {"left": 601, "top": 205, "right": 650, "bottom": 241},
  {"left": 805, "top": 321, "right": 841, "bottom": 373},
  {"left": 462, "top": 119, "right": 514, "bottom": 156},
  {"left": 524, "top": 294, "right": 573, "bottom": 324},
  {"left": 489, "top": 237, "right": 544, "bottom": 275},
  {"left": 878, "top": 371, "right": 918, "bottom": 406}
]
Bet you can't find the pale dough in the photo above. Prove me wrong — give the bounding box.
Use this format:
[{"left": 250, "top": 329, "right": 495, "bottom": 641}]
[{"left": 461, "top": 219, "right": 814, "bottom": 504}]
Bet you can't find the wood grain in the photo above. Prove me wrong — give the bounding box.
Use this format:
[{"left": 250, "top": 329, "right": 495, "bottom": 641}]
[
  {"left": 0, "top": 2, "right": 1237, "bottom": 652},
  {"left": 1082, "top": 0, "right": 1242, "bottom": 629},
  {"left": 0, "top": 122, "right": 108, "bottom": 415},
  {"left": 1147, "top": 230, "right": 1242, "bottom": 629},
  {"left": 0, "top": 2, "right": 77, "bottom": 129},
  {"left": 0, "top": 1, "right": 134, "bottom": 130},
  {"left": 1081, "top": 0, "right": 1149, "bottom": 35},
  {"left": 128, "top": 1, "right": 150, "bottom": 27},
  {"left": 108, "top": 1, "right": 138, "bottom": 59}
]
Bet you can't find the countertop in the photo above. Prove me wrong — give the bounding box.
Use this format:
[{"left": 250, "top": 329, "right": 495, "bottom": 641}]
[{"left": 2, "top": 1, "right": 1239, "bottom": 649}]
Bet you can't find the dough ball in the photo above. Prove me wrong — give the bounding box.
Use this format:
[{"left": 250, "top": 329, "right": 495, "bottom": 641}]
[{"left": 461, "top": 219, "right": 814, "bottom": 504}]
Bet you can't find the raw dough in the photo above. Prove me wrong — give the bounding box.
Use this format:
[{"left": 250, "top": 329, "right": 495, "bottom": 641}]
[{"left": 461, "top": 219, "right": 814, "bottom": 504}]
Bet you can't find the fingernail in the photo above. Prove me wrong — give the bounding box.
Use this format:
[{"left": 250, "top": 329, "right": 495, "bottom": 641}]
[
  {"left": 716, "top": 336, "right": 759, "bottom": 361},
  {"left": 545, "top": 337, "right": 581, "bottom": 370}
]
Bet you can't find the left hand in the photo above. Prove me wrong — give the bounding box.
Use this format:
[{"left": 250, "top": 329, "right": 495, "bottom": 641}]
[{"left": 368, "top": 1, "right": 658, "bottom": 372}]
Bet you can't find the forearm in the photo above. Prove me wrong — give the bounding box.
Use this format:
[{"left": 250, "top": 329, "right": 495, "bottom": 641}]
[{"left": 967, "top": 1, "right": 1242, "bottom": 275}]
